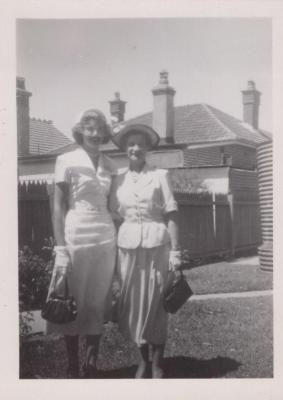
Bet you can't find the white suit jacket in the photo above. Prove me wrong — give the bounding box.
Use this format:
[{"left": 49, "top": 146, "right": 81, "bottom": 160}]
[{"left": 110, "top": 165, "right": 178, "bottom": 249}]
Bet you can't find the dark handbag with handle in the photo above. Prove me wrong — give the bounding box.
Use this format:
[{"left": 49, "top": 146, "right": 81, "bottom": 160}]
[
  {"left": 41, "top": 272, "right": 77, "bottom": 324},
  {"left": 163, "top": 270, "right": 193, "bottom": 314}
]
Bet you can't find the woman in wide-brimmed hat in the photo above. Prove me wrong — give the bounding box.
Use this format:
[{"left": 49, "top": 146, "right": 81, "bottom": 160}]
[
  {"left": 45, "top": 109, "right": 117, "bottom": 378},
  {"left": 110, "top": 124, "right": 182, "bottom": 378}
]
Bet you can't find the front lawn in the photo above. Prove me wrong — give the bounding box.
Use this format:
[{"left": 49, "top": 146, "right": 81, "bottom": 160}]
[
  {"left": 20, "top": 294, "right": 273, "bottom": 379},
  {"left": 184, "top": 257, "right": 273, "bottom": 295}
]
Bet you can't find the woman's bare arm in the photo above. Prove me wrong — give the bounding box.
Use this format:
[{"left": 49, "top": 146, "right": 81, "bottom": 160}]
[
  {"left": 108, "top": 175, "right": 123, "bottom": 231},
  {"left": 53, "top": 182, "right": 69, "bottom": 246},
  {"left": 166, "top": 211, "right": 180, "bottom": 251}
]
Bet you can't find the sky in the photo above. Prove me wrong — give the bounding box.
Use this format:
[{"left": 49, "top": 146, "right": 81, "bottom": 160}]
[{"left": 16, "top": 18, "right": 272, "bottom": 138}]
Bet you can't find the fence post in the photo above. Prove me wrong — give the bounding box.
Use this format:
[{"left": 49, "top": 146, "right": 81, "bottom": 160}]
[
  {"left": 228, "top": 193, "right": 235, "bottom": 257},
  {"left": 212, "top": 192, "right": 216, "bottom": 238}
]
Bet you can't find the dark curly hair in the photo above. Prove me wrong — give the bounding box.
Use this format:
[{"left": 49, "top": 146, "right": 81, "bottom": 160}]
[
  {"left": 119, "top": 130, "right": 152, "bottom": 151},
  {"left": 72, "top": 109, "right": 111, "bottom": 145}
]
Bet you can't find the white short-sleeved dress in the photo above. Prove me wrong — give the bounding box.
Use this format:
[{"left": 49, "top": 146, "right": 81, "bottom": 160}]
[
  {"left": 46, "top": 148, "right": 117, "bottom": 336},
  {"left": 110, "top": 164, "right": 178, "bottom": 345}
]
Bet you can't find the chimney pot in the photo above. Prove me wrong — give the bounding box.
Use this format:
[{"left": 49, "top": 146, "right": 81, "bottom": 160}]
[
  {"left": 159, "top": 70, "right": 169, "bottom": 85},
  {"left": 247, "top": 80, "right": 256, "bottom": 90},
  {"left": 17, "top": 76, "right": 26, "bottom": 90}
]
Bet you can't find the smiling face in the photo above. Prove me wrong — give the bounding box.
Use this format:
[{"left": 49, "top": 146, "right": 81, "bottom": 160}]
[
  {"left": 81, "top": 118, "right": 105, "bottom": 153},
  {"left": 125, "top": 133, "right": 149, "bottom": 164}
]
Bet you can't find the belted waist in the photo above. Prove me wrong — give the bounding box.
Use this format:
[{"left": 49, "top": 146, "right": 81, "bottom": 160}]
[
  {"left": 117, "top": 220, "right": 170, "bottom": 248},
  {"left": 70, "top": 203, "right": 108, "bottom": 214},
  {"left": 123, "top": 215, "right": 164, "bottom": 224}
]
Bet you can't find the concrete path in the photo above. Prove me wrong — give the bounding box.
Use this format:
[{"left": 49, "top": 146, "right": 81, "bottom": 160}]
[{"left": 190, "top": 289, "right": 272, "bottom": 301}]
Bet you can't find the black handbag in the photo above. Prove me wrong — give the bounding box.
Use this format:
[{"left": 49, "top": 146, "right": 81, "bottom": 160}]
[
  {"left": 163, "top": 270, "right": 193, "bottom": 314},
  {"left": 41, "top": 273, "right": 77, "bottom": 324}
]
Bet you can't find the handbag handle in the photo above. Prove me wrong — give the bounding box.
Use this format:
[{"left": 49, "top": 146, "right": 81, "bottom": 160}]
[
  {"left": 173, "top": 267, "right": 184, "bottom": 277},
  {"left": 64, "top": 275, "right": 69, "bottom": 298}
]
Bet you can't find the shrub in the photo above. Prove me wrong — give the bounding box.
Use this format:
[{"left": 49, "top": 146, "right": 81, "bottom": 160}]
[
  {"left": 19, "top": 238, "right": 55, "bottom": 312},
  {"left": 19, "top": 311, "right": 33, "bottom": 339}
]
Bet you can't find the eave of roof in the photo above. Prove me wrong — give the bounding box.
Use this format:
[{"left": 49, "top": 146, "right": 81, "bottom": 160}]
[{"left": 18, "top": 141, "right": 186, "bottom": 163}]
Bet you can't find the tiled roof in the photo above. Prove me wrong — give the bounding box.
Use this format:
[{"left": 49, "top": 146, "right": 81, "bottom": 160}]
[
  {"left": 206, "top": 105, "right": 268, "bottom": 145},
  {"left": 29, "top": 118, "right": 72, "bottom": 154},
  {"left": 50, "top": 103, "right": 269, "bottom": 155},
  {"left": 124, "top": 103, "right": 268, "bottom": 146}
]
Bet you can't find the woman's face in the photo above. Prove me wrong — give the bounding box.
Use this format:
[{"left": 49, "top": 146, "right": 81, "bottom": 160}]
[
  {"left": 125, "top": 133, "right": 148, "bottom": 163},
  {"left": 81, "top": 118, "right": 105, "bottom": 152}
]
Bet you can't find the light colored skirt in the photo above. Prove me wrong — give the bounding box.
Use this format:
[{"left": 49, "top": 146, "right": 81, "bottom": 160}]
[
  {"left": 46, "top": 210, "right": 116, "bottom": 335},
  {"left": 117, "top": 244, "right": 170, "bottom": 346}
]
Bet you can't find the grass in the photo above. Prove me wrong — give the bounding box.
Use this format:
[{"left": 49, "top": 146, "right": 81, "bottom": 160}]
[
  {"left": 184, "top": 257, "right": 273, "bottom": 295},
  {"left": 20, "top": 256, "right": 273, "bottom": 379},
  {"left": 166, "top": 295, "right": 273, "bottom": 378},
  {"left": 20, "top": 295, "right": 273, "bottom": 379}
]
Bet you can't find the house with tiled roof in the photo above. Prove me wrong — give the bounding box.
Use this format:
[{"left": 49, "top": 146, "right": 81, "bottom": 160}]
[{"left": 49, "top": 72, "right": 269, "bottom": 191}]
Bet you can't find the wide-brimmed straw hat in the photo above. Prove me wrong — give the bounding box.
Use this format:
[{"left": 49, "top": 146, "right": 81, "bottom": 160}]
[{"left": 111, "top": 124, "right": 160, "bottom": 151}]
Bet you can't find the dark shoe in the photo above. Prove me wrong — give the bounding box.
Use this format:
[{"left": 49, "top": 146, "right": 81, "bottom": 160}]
[
  {"left": 66, "top": 366, "right": 80, "bottom": 379},
  {"left": 82, "top": 364, "right": 98, "bottom": 379}
]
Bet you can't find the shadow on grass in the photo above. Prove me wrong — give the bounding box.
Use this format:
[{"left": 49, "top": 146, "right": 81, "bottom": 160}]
[
  {"left": 93, "top": 356, "right": 241, "bottom": 379},
  {"left": 163, "top": 356, "right": 241, "bottom": 378}
]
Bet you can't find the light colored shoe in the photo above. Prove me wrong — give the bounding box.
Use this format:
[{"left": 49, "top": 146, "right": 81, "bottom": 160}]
[{"left": 135, "top": 362, "right": 151, "bottom": 378}]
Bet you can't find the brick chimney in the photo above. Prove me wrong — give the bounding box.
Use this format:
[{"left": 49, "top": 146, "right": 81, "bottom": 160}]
[
  {"left": 242, "top": 80, "right": 261, "bottom": 129},
  {"left": 17, "top": 77, "right": 32, "bottom": 155},
  {"left": 109, "top": 92, "right": 126, "bottom": 123},
  {"left": 152, "top": 70, "right": 175, "bottom": 142}
]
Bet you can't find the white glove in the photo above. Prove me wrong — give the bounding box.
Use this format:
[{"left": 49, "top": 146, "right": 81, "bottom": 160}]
[
  {"left": 54, "top": 246, "right": 70, "bottom": 273},
  {"left": 50, "top": 246, "right": 71, "bottom": 296},
  {"left": 169, "top": 250, "right": 182, "bottom": 271}
]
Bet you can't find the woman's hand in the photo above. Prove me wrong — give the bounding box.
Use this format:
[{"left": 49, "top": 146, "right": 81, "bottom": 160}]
[
  {"left": 54, "top": 245, "right": 70, "bottom": 268},
  {"left": 52, "top": 246, "right": 71, "bottom": 296},
  {"left": 166, "top": 211, "right": 181, "bottom": 272},
  {"left": 169, "top": 250, "right": 182, "bottom": 272},
  {"left": 53, "top": 267, "right": 68, "bottom": 296}
]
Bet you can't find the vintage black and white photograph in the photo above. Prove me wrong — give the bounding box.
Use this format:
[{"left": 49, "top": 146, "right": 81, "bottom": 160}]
[{"left": 15, "top": 16, "right": 273, "bottom": 382}]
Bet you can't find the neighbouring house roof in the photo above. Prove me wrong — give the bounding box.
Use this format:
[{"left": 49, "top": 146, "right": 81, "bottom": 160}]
[
  {"left": 124, "top": 103, "right": 269, "bottom": 146},
  {"left": 46, "top": 103, "right": 271, "bottom": 156},
  {"left": 29, "top": 118, "right": 72, "bottom": 155}
]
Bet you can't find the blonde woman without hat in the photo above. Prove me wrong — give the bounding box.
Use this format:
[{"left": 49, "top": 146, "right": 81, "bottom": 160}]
[
  {"left": 45, "top": 110, "right": 117, "bottom": 378},
  {"left": 110, "top": 124, "right": 182, "bottom": 378}
]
